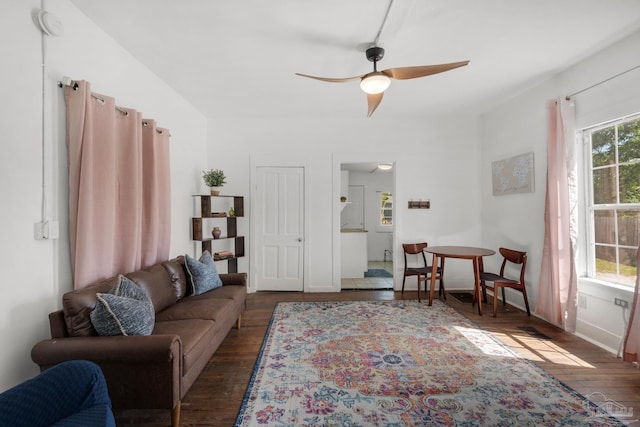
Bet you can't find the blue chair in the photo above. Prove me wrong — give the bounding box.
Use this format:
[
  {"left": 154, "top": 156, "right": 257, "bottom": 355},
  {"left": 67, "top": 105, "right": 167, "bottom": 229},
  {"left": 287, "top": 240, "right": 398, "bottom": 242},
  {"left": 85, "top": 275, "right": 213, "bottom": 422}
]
[{"left": 0, "top": 360, "right": 115, "bottom": 427}]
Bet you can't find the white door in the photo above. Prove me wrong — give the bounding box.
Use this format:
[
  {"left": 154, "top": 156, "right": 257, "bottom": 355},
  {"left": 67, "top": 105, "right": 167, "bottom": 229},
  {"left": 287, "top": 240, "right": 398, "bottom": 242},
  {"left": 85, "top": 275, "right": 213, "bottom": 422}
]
[{"left": 255, "top": 167, "right": 304, "bottom": 291}]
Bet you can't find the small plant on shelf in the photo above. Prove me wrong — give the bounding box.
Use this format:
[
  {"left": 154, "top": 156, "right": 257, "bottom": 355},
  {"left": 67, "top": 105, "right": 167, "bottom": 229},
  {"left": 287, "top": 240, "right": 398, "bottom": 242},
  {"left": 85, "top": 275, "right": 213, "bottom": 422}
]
[{"left": 202, "top": 169, "right": 226, "bottom": 195}]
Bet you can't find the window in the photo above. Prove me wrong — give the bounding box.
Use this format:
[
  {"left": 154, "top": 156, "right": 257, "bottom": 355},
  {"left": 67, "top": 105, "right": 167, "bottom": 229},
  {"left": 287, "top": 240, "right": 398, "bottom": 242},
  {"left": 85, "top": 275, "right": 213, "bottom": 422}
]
[
  {"left": 583, "top": 113, "right": 640, "bottom": 286},
  {"left": 379, "top": 192, "right": 392, "bottom": 226}
]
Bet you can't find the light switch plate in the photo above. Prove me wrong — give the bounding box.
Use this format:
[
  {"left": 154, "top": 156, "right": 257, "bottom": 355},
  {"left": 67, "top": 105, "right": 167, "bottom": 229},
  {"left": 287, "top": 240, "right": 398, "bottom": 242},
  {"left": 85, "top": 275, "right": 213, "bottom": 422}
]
[{"left": 34, "top": 222, "right": 47, "bottom": 240}]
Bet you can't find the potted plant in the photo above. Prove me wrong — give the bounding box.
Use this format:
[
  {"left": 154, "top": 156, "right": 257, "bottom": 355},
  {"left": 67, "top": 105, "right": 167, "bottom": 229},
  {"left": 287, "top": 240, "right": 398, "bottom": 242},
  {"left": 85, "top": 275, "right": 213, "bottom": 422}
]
[{"left": 202, "top": 169, "right": 226, "bottom": 195}]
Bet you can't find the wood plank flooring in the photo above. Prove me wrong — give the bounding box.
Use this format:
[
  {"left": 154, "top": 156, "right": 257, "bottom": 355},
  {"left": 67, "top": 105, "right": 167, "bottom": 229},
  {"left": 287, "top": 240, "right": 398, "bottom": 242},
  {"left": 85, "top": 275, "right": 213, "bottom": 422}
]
[{"left": 115, "top": 290, "right": 640, "bottom": 426}]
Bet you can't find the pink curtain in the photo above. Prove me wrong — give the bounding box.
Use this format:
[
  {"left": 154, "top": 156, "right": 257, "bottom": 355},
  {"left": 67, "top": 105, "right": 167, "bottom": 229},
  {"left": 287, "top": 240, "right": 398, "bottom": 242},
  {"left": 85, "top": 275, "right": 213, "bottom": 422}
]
[
  {"left": 140, "top": 119, "right": 171, "bottom": 267},
  {"left": 536, "top": 97, "right": 578, "bottom": 332},
  {"left": 623, "top": 246, "right": 640, "bottom": 362},
  {"left": 65, "top": 81, "right": 171, "bottom": 289}
]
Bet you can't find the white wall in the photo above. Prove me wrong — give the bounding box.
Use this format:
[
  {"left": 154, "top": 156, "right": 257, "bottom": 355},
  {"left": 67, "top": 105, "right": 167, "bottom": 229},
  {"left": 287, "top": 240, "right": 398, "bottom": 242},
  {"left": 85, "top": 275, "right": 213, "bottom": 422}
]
[
  {"left": 0, "top": 0, "right": 53, "bottom": 393},
  {"left": 210, "top": 116, "right": 482, "bottom": 292},
  {"left": 480, "top": 29, "right": 640, "bottom": 353},
  {"left": 0, "top": 0, "right": 207, "bottom": 391}
]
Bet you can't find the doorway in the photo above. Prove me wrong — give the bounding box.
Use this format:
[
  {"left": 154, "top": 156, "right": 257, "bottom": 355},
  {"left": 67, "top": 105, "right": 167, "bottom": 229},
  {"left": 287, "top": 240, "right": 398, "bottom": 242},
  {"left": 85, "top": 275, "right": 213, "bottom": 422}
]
[{"left": 338, "top": 162, "right": 394, "bottom": 290}]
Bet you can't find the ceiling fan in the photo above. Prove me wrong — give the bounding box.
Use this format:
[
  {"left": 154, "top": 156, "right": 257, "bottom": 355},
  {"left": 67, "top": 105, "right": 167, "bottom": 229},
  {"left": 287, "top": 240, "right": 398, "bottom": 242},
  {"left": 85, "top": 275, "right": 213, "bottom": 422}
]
[
  {"left": 294, "top": 0, "right": 469, "bottom": 117},
  {"left": 295, "top": 48, "right": 469, "bottom": 117}
]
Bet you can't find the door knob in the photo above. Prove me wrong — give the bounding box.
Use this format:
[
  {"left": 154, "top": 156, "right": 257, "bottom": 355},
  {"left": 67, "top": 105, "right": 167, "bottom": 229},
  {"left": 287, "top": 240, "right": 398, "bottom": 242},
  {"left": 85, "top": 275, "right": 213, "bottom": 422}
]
[{"left": 298, "top": 238, "right": 303, "bottom": 242}]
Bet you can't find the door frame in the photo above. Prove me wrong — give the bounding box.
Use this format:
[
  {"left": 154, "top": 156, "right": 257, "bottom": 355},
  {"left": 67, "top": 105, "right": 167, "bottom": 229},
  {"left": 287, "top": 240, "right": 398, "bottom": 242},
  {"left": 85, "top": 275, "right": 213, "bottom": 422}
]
[
  {"left": 250, "top": 155, "right": 310, "bottom": 293},
  {"left": 332, "top": 153, "right": 397, "bottom": 289}
]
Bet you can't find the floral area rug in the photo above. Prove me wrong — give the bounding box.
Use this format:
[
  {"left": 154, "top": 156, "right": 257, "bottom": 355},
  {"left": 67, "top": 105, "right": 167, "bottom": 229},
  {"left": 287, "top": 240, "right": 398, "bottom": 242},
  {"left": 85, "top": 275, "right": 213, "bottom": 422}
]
[{"left": 235, "top": 300, "right": 623, "bottom": 426}]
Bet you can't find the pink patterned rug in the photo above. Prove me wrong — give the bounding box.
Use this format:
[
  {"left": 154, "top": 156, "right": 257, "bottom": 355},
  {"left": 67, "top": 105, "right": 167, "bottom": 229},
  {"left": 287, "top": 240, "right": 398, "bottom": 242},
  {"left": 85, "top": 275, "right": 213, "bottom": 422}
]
[{"left": 235, "top": 300, "right": 624, "bottom": 426}]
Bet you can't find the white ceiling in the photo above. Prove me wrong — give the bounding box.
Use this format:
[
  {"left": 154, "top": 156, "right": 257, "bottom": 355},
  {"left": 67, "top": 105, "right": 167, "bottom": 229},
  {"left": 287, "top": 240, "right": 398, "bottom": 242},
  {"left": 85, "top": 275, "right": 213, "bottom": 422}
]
[{"left": 70, "top": 0, "right": 640, "bottom": 120}]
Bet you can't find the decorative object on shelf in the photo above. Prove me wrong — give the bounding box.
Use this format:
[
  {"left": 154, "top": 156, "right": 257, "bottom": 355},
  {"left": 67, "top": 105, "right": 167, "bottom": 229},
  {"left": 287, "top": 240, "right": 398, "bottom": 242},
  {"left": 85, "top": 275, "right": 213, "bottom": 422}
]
[
  {"left": 340, "top": 196, "right": 347, "bottom": 202},
  {"left": 214, "top": 250, "right": 234, "bottom": 260},
  {"left": 408, "top": 200, "right": 430, "bottom": 209},
  {"left": 202, "top": 169, "right": 226, "bottom": 195},
  {"left": 228, "top": 207, "right": 235, "bottom": 217},
  {"left": 211, "top": 227, "right": 221, "bottom": 239}
]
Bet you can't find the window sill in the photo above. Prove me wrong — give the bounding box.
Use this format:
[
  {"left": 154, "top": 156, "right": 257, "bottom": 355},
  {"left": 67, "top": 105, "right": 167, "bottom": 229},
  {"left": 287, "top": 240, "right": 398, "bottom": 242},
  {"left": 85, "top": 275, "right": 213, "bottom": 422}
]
[{"left": 578, "top": 276, "right": 634, "bottom": 296}]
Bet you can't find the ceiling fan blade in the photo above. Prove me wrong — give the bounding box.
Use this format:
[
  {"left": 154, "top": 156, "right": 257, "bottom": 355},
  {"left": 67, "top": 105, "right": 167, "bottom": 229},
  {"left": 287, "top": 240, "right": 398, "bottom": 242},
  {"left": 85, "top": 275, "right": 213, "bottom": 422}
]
[
  {"left": 383, "top": 60, "right": 470, "bottom": 80},
  {"left": 295, "top": 73, "right": 363, "bottom": 83},
  {"left": 367, "top": 92, "right": 384, "bottom": 117}
]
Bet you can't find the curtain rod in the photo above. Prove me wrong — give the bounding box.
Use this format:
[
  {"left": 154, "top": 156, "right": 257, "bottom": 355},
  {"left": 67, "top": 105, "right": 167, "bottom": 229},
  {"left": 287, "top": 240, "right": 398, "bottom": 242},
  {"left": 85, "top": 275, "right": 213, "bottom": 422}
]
[
  {"left": 566, "top": 63, "right": 640, "bottom": 100},
  {"left": 57, "top": 77, "right": 167, "bottom": 135}
]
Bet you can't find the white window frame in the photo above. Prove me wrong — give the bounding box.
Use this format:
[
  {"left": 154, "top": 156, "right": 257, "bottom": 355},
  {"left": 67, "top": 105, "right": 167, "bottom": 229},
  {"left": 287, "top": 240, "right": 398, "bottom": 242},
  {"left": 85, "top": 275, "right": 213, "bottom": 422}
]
[
  {"left": 581, "top": 112, "right": 640, "bottom": 288},
  {"left": 376, "top": 191, "right": 393, "bottom": 232}
]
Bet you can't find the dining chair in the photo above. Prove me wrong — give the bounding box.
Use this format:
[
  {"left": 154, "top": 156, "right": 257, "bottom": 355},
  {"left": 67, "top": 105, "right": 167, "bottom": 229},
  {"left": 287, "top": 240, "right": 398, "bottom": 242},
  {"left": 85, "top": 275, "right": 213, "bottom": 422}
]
[
  {"left": 479, "top": 247, "right": 530, "bottom": 317},
  {"left": 402, "top": 242, "right": 445, "bottom": 302}
]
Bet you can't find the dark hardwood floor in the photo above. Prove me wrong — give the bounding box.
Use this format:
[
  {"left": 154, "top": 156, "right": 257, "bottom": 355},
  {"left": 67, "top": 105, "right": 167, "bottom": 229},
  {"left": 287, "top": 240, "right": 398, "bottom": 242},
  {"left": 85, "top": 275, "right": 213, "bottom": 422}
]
[{"left": 116, "top": 290, "right": 640, "bottom": 426}]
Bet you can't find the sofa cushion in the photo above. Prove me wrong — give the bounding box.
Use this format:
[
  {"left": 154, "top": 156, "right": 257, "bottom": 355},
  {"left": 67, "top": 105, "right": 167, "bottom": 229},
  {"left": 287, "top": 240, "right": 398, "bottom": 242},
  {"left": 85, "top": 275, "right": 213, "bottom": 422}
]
[
  {"left": 161, "top": 256, "right": 189, "bottom": 299},
  {"left": 127, "top": 263, "right": 177, "bottom": 313},
  {"left": 152, "top": 319, "right": 217, "bottom": 374},
  {"left": 156, "top": 298, "right": 235, "bottom": 323},
  {"left": 63, "top": 277, "right": 120, "bottom": 337},
  {"left": 187, "top": 283, "right": 247, "bottom": 304},
  {"left": 185, "top": 251, "right": 222, "bottom": 295},
  {"left": 90, "top": 276, "right": 155, "bottom": 336}
]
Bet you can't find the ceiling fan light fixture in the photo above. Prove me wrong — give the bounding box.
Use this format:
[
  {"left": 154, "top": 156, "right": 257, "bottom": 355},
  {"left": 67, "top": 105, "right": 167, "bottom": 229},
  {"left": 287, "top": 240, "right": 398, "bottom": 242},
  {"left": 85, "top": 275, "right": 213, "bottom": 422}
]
[
  {"left": 377, "top": 163, "right": 393, "bottom": 171},
  {"left": 360, "top": 72, "right": 391, "bottom": 94}
]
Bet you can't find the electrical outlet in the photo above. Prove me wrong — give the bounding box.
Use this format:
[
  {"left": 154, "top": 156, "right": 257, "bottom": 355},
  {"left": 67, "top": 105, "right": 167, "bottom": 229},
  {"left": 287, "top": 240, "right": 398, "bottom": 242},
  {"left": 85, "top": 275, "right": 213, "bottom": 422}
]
[
  {"left": 615, "top": 298, "right": 629, "bottom": 309},
  {"left": 578, "top": 294, "right": 587, "bottom": 309}
]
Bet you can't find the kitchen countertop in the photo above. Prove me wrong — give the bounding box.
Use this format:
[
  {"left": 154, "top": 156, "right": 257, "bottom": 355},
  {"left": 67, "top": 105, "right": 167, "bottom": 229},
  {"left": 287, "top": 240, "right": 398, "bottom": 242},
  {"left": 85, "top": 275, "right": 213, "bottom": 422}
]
[{"left": 341, "top": 228, "right": 368, "bottom": 233}]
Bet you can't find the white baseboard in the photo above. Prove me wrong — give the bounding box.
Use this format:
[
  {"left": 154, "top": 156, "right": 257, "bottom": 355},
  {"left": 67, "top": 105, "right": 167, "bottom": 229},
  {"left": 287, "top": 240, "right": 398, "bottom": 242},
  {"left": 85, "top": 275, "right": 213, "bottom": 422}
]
[{"left": 575, "top": 319, "right": 620, "bottom": 356}]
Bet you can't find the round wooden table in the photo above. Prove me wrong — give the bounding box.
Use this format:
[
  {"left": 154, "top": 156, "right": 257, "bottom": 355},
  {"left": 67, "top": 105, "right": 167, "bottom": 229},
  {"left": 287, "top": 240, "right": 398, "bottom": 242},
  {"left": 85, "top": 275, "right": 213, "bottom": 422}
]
[{"left": 424, "top": 246, "right": 496, "bottom": 315}]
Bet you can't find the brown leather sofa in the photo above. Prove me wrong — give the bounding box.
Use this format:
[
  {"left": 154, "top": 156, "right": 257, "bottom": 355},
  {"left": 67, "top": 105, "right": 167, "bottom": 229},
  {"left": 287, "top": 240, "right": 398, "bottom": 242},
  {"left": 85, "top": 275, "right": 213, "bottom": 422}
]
[{"left": 31, "top": 255, "right": 247, "bottom": 427}]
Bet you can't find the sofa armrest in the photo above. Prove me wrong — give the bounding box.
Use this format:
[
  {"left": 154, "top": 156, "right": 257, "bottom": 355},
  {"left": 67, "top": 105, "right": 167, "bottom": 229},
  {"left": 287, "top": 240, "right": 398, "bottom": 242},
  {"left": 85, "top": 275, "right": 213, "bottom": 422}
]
[
  {"left": 220, "top": 272, "right": 247, "bottom": 287},
  {"left": 31, "top": 335, "right": 182, "bottom": 411},
  {"left": 32, "top": 335, "right": 181, "bottom": 367},
  {"left": 48, "top": 310, "right": 68, "bottom": 338}
]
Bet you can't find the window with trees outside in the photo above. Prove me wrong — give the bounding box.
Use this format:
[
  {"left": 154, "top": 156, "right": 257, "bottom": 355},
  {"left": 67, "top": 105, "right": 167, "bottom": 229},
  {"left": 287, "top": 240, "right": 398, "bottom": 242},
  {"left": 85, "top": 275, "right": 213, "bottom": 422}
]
[
  {"left": 584, "top": 113, "right": 640, "bottom": 286},
  {"left": 379, "top": 192, "right": 392, "bottom": 226}
]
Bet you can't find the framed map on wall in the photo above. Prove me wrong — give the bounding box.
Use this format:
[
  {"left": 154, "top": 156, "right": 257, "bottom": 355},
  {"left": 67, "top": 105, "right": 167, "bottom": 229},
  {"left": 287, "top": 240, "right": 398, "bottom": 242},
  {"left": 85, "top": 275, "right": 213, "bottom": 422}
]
[{"left": 491, "top": 152, "right": 534, "bottom": 196}]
